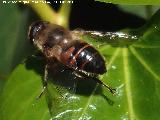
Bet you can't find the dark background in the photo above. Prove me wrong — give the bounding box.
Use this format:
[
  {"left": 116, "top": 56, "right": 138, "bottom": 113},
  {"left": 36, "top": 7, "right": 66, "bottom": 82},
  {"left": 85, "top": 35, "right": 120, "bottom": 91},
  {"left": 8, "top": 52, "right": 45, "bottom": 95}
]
[{"left": 48, "top": 0, "right": 146, "bottom": 31}]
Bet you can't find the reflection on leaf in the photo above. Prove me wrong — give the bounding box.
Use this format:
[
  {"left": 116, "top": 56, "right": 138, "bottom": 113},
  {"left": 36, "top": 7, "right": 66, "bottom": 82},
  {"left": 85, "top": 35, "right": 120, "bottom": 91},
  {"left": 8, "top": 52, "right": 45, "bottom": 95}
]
[{"left": 1, "top": 6, "right": 160, "bottom": 120}]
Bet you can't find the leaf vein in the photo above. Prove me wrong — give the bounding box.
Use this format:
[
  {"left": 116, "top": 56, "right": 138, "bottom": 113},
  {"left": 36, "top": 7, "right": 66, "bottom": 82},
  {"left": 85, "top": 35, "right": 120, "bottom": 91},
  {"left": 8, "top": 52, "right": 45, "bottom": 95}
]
[
  {"left": 130, "top": 47, "right": 160, "bottom": 81},
  {"left": 123, "top": 48, "right": 138, "bottom": 120}
]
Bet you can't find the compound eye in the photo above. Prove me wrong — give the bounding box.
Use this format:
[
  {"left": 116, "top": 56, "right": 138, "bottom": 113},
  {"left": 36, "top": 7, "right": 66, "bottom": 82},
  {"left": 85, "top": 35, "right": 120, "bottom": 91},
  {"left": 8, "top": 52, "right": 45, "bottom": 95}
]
[
  {"left": 28, "top": 21, "right": 46, "bottom": 42},
  {"left": 45, "top": 28, "right": 64, "bottom": 48}
]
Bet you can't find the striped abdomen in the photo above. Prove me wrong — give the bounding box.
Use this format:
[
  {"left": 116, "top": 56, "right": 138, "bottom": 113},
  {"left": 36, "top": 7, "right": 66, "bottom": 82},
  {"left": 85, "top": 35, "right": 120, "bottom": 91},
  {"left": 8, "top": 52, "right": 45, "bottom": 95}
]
[{"left": 60, "top": 41, "right": 106, "bottom": 74}]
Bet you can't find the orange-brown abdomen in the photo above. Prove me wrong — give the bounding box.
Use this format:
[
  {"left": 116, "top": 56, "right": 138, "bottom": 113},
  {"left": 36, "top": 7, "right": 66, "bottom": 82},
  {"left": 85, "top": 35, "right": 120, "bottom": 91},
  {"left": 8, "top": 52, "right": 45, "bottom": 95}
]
[{"left": 60, "top": 41, "right": 106, "bottom": 74}]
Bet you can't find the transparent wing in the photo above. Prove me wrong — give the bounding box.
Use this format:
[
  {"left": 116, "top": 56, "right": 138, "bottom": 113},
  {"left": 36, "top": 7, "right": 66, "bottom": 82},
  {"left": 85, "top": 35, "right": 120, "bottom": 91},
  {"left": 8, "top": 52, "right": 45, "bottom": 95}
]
[
  {"left": 46, "top": 61, "right": 81, "bottom": 119},
  {"left": 47, "top": 61, "right": 78, "bottom": 98},
  {"left": 45, "top": 61, "right": 102, "bottom": 119},
  {"left": 71, "top": 29, "right": 138, "bottom": 47}
]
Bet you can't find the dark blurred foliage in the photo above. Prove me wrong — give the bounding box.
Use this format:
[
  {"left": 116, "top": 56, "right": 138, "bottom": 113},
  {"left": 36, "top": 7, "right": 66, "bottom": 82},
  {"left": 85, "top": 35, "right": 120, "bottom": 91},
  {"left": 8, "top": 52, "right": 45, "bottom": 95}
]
[{"left": 48, "top": 0, "right": 146, "bottom": 31}]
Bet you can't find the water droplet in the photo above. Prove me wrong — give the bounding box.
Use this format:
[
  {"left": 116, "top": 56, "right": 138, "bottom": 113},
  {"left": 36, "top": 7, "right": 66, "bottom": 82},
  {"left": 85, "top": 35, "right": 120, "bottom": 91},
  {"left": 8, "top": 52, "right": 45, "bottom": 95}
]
[
  {"left": 111, "top": 65, "right": 116, "bottom": 70},
  {"left": 89, "top": 104, "right": 96, "bottom": 110},
  {"left": 154, "top": 26, "right": 157, "bottom": 29},
  {"left": 50, "top": 117, "right": 53, "bottom": 120},
  {"left": 67, "top": 95, "right": 80, "bottom": 101},
  {"left": 118, "top": 104, "right": 121, "bottom": 108},
  {"left": 79, "top": 113, "right": 92, "bottom": 120},
  {"left": 116, "top": 84, "right": 124, "bottom": 97},
  {"left": 54, "top": 108, "right": 83, "bottom": 119},
  {"left": 120, "top": 112, "right": 129, "bottom": 120}
]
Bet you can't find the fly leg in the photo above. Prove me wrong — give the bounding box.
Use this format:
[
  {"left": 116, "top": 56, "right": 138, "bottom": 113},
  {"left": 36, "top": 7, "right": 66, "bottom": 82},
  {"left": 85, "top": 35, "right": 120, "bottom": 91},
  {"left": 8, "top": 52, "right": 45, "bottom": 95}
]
[
  {"left": 72, "top": 71, "right": 84, "bottom": 78},
  {"left": 94, "top": 78, "right": 116, "bottom": 95},
  {"left": 73, "top": 70, "right": 116, "bottom": 95},
  {"left": 36, "top": 64, "right": 49, "bottom": 99}
]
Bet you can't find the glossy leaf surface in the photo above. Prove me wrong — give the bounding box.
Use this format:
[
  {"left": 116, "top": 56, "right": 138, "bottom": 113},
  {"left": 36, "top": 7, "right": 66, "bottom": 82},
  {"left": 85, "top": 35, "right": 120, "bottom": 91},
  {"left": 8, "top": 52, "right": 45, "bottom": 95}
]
[{"left": 1, "top": 7, "right": 160, "bottom": 120}]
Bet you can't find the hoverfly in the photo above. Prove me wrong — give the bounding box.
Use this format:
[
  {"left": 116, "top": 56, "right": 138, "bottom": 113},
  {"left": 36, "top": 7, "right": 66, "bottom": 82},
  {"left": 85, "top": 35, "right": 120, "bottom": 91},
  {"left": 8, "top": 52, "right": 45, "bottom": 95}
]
[{"left": 28, "top": 21, "right": 118, "bottom": 98}]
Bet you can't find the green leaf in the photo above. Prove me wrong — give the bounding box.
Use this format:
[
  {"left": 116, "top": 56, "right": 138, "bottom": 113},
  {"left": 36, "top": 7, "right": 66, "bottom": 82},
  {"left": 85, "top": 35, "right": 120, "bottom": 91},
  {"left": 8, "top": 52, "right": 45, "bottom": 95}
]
[
  {"left": 96, "top": 0, "right": 160, "bottom": 5},
  {"left": 0, "top": 4, "right": 33, "bottom": 81},
  {"left": 1, "top": 7, "right": 160, "bottom": 120},
  {"left": 118, "top": 5, "right": 159, "bottom": 19},
  {"left": 0, "top": 3, "right": 35, "bottom": 95},
  {"left": 0, "top": 58, "right": 50, "bottom": 120}
]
